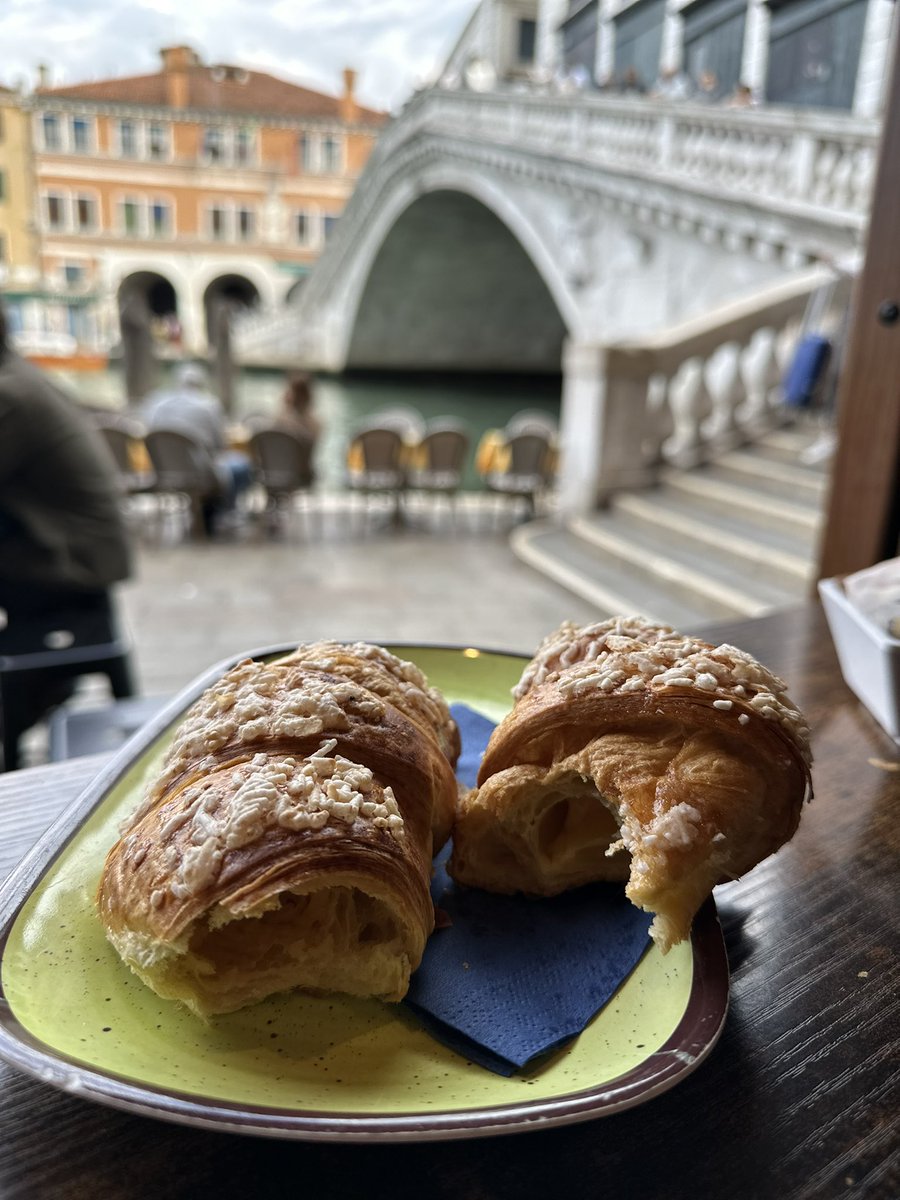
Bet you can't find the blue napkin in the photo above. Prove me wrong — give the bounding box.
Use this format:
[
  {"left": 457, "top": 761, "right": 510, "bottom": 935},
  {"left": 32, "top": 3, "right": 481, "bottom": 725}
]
[{"left": 403, "top": 703, "right": 652, "bottom": 1076}]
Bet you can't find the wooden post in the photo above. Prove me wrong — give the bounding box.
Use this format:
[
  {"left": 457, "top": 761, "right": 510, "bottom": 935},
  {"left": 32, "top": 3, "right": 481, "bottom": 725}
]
[{"left": 818, "top": 29, "right": 900, "bottom": 578}]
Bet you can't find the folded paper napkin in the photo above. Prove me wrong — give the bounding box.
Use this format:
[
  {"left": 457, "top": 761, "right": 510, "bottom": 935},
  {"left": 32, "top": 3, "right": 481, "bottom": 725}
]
[{"left": 403, "top": 703, "right": 652, "bottom": 1076}]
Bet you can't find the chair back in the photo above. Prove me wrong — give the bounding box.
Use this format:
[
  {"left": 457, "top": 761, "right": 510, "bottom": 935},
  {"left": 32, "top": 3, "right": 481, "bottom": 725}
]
[
  {"left": 353, "top": 427, "right": 404, "bottom": 473},
  {"left": 419, "top": 424, "right": 469, "bottom": 474},
  {"left": 363, "top": 405, "right": 425, "bottom": 443},
  {"left": 95, "top": 421, "right": 135, "bottom": 475},
  {"left": 505, "top": 409, "right": 558, "bottom": 440},
  {"left": 506, "top": 431, "right": 553, "bottom": 480},
  {"left": 93, "top": 416, "right": 152, "bottom": 491},
  {"left": 249, "top": 428, "right": 315, "bottom": 494},
  {"left": 144, "top": 428, "right": 218, "bottom": 495}
]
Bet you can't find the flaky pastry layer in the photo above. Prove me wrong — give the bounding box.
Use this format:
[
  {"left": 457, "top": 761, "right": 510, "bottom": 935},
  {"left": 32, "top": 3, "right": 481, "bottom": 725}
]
[
  {"left": 449, "top": 618, "right": 812, "bottom": 951},
  {"left": 98, "top": 649, "right": 457, "bottom": 1015}
]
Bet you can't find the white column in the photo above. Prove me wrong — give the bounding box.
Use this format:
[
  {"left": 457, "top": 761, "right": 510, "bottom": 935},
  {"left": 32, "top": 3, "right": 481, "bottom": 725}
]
[
  {"left": 180, "top": 276, "right": 208, "bottom": 357},
  {"left": 853, "top": 0, "right": 897, "bottom": 117},
  {"left": 559, "top": 339, "right": 606, "bottom": 515},
  {"left": 558, "top": 338, "right": 657, "bottom": 515},
  {"left": 596, "top": 0, "right": 617, "bottom": 86},
  {"left": 660, "top": 2, "right": 684, "bottom": 73},
  {"left": 740, "top": 0, "right": 771, "bottom": 97},
  {"left": 537, "top": 0, "right": 567, "bottom": 76}
]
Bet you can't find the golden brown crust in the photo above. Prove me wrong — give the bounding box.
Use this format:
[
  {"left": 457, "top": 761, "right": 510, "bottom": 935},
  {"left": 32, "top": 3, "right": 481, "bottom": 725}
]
[
  {"left": 278, "top": 640, "right": 461, "bottom": 766},
  {"left": 449, "top": 618, "right": 812, "bottom": 952},
  {"left": 97, "top": 649, "right": 457, "bottom": 1015}
]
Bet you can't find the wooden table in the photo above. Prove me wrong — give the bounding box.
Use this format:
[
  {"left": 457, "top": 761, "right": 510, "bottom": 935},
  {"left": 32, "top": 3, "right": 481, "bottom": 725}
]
[{"left": 0, "top": 605, "right": 897, "bottom": 1199}]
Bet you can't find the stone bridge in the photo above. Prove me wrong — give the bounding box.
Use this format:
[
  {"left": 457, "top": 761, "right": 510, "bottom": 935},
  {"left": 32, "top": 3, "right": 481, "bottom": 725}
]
[{"left": 236, "top": 84, "right": 877, "bottom": 508}]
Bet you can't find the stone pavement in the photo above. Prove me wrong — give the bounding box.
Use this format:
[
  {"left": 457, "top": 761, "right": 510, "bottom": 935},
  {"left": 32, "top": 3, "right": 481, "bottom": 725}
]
[
  {"left": 123, "top": 514, "right": 599, "bottom": 697},
  {"left": 19, "top": 499, "right": 599, "bottom": 767}
]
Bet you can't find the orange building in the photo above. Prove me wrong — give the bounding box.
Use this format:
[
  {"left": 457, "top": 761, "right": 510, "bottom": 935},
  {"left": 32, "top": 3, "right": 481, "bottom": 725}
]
[{"left": 23, "top": 46, "right": 386, "bottom": 355}]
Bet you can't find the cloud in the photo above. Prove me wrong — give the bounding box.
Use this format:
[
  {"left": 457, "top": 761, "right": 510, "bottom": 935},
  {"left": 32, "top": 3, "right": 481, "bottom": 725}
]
[{"left": 0, "top": 0, "right": 475, "bottom": 110}]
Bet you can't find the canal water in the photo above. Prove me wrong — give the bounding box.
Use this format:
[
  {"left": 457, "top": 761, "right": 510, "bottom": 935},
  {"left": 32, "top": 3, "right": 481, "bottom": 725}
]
[{"left": 51, "top": 364, "right": 562, "bottom": 492}]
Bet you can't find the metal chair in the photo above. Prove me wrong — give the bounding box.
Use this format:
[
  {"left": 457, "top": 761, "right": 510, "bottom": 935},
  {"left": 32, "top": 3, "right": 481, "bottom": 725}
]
[
  {"left": 94, "top": 415, "right": 155, "bottom": 494},
  {"left": 248, "top": 427, "right": 316, "bottom": 533},
  {"left": 406, "top": 420, "right": 470, "bottom": 519},
  {"left": 345, "top": 426, "right": 407, "bottom": 525},
  {"left": 0, "top": 590, "right": 135, "bottom": 772},
  {"left": 364, "top": 405, "right": 426, "bottom": 443},
  {"left": 504, "top": 409, "right": 559, "bottom": 440},
  {"left": 144, "top": 428, "right": 223, "bottom": 539},
  {"left": 483, "top": 430, "right": 555, "bottom": 518}
]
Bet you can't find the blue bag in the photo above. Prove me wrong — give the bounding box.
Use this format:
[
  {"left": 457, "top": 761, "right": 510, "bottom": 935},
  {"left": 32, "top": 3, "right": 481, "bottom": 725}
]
[{"left": 782, "top": 333, "right": 832, "bottom": 409}]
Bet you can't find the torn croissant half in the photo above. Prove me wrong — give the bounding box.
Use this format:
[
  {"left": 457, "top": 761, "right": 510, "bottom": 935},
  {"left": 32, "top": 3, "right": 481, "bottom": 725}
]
[
  {"left": 448, "top": 616, "right": 813, "bottom": 952},
  {"left": 97, "top": 644, "right": 459, "bottom": 1016}
]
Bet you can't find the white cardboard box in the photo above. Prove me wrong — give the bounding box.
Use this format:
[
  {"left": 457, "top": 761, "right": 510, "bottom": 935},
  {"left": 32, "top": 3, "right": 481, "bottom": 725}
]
[{"left": 819, "top": 576, "right": 900, "bottom": 742}]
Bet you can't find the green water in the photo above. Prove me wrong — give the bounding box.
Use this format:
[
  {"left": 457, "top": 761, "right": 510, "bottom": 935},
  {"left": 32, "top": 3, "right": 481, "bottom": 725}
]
[{"left": 51, "top": 364, "right": 562, "bottom": 492}]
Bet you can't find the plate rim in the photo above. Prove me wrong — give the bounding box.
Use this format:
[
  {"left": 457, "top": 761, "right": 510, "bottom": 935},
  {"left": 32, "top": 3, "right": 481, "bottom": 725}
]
[{"left": 0, "top": 642, "right": 730, "bottom": 1142}]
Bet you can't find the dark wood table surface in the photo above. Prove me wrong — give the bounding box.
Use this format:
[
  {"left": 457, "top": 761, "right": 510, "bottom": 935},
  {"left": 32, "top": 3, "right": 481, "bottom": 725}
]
[{"left": 0, "top": 604, "right": 897, "bottom": 1200}]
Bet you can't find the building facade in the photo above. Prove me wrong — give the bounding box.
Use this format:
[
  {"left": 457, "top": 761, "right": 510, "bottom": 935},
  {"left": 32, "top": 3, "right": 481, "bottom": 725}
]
[
  {"left": 0, "top": 87, "right": 39, "bottom": 296},
  {"left": 1, "top": 46, "right": 386, "bottom": 358}
]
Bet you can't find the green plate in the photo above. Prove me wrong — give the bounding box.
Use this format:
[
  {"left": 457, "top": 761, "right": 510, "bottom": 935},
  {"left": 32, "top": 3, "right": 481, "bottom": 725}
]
[{"left": 0, "top": 644, "right": 728, "bottom": 1141}]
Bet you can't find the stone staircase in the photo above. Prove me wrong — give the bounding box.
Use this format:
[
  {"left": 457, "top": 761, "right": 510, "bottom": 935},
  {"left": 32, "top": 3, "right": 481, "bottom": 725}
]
[{"left": 512, "top": 423, "right": 830, "bottom": 629}]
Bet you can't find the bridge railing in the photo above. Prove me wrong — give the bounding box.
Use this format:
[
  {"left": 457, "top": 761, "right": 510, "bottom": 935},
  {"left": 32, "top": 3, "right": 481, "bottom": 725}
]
[
  {"left": 559, "top": 265, "right": 852, "bottom": 514},
  {"left": 400, "top": 86, "right": 878, "bottom": 221}
]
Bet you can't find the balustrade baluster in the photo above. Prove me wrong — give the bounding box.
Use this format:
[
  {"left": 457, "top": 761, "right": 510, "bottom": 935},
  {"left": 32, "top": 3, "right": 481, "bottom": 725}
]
[
  {"left": 666, "top": 357, "right": 714, "bottom": 467},
  {"left": 831, "top": 145, "right": 855, "bottom": 210},
  {"left": 813, "top": 142, "right": 840, "bottom": 205},
  {"left": 764, "top": 327, "right": 789, "bottom": 425},
  {"left": 642, "top": 374, "right": 675, "bottom": 467},
  {"left": 709, "top": 343, "right": 747, "bottom": 449}
]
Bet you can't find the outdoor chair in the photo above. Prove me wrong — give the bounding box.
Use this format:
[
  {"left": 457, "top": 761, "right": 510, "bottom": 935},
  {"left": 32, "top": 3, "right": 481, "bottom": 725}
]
[
  {"left": 94, "top": 414, "right": 156, "bottom": 494},
  {"left": 363, "top": 405, "right": 426, "bottom": 444},
  {"left": 405, "top": 419, "right": 470, "bottom": 521},
  {"left": 345, "top": 426, "right": 407, "bottom": 526},
  {"left": 94, "top": 414, "right": 157, "bottom": 538},
  {"left": 504, "top": 409, "right": 559, "bottom": 440},
  {"left": 0, "top": 590, "right": 135, "bottom": 772},
  {"left": 482, "top": 430, "right": 556, "bottom": 519},
  {"left": 144, "top": 427, "right": 223, "bottom": 540},
  {"left": 248, "top": 426, "right": 316, "bottom": 534}
]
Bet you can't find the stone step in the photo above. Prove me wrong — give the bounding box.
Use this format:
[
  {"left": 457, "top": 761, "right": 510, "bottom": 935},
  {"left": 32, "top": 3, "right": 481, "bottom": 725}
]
[
  {"left": 630, "top": 480, "right": 818, "bottom": 560},
  {"left": 569, "top": 511, "right": 797, "bottom": 615},
  {"left": 659, "top": 467, "right": 822, "bottom": 540},
  {"left": 753, "top": 423, "right": 834, "bottom": 471},
  {"left": 511, "top": 521, "right": 754, "bottom": 628},
  {"left": 707, "top": 449, "right": 827, "bottom": 503},
  {"left": 606, "top": 492, "right": 813, "bottom": 591}
]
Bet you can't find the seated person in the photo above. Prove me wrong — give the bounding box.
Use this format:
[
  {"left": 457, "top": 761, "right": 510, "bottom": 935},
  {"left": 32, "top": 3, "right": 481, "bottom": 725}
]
[
  {"left": 143, "top": 363, "right": 253, "bottom": 534},
  {"left": 272, "top": 372, "right": 321, "bottom": 443}
]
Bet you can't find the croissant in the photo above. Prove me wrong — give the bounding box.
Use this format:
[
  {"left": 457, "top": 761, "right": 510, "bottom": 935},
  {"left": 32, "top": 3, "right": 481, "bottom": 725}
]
[
  {"left": 449, "top": 616, "right": 812, "bottom": 952},
  {"left": 97, "top": 645, "right": 459, "bottom": 1016}
]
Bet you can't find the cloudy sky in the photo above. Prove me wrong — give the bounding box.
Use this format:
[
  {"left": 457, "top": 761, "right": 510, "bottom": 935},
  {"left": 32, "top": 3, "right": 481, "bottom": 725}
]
[{"left": 1, "top": 0, "right": 477, "bottom": 113}]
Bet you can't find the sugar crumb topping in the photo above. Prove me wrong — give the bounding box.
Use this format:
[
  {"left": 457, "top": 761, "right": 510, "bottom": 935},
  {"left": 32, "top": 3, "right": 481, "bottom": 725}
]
[
  {"left": 278, "top": 639, "right": 457, "bottom": 755},
  {"left": 528, "top": 618, "right": 811, "bottom": 764},
  {"left": 147, "top": 740, "right": 405, "bottom": 901},
  {"left": 146, "top": 663, "right": 388, "bottom": 807}
]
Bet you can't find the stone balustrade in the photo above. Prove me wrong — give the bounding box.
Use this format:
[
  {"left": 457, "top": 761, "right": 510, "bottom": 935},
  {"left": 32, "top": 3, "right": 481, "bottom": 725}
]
[
  {"left": 396, "top": 86, "right": 878, "bottom": 220},
  {"left": 558, "top": 265, "right": 851, "bottom": 514}
]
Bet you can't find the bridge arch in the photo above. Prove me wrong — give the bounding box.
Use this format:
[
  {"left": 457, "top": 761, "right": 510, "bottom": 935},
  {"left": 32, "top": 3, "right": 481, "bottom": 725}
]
[{"left": 332, "top": 161, "right": 579, "bottom": 373}]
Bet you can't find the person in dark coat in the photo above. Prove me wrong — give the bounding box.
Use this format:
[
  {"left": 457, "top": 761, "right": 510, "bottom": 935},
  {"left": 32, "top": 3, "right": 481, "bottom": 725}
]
[{"left": 0, "top": 302, "right": 132, "bottom": 619}]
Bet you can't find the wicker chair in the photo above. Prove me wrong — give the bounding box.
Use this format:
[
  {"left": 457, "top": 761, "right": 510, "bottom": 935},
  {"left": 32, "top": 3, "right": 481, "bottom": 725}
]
[
  {"left": 406, "top": 420, "right": 470, "bottom": 517},
  {"left": 94, "top": 415, "right": 155, "bottom": 495},
  {"left": 144, "top": 428, "right": 223, "bottom": 539},
  {"left": 483, "top": 430, "right": 555, "bottom": 518},
  {"left": 345, "top": 426, "right": 407, "bottom": 525},
  {"left": 248, "top": 427, "right": 316, "bottom": 533}
]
